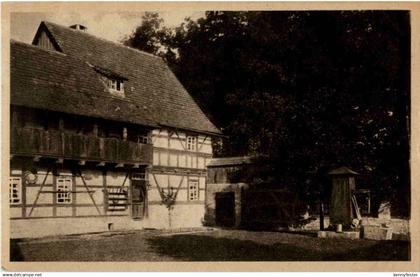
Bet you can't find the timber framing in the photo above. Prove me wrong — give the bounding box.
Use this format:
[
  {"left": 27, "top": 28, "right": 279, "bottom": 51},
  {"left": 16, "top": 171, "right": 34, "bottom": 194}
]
[{"left": 8, "top": 20, "right": 220, "bottom": 237}]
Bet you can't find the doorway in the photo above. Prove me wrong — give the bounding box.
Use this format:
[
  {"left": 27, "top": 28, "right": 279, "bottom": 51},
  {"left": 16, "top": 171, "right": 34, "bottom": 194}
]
[
  {"left": 131, "top": 173, "right": 147, "bottom": 219},
  {"left": 215, "top": 192, "right": 236, "bottom": 227}
]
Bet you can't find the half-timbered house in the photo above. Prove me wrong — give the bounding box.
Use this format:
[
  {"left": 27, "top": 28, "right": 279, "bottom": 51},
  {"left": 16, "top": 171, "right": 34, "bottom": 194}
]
[{"left": 9, "top": 21, "right": 221, "bottom": 238}]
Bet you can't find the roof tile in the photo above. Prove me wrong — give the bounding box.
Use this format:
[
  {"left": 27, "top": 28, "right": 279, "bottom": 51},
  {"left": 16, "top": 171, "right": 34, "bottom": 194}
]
[
  {"left": 41, "top": 21, "right": 221, "bottom": 134},
  {"left": 11, "top": 22, "right": 221, "bottom": 134}
]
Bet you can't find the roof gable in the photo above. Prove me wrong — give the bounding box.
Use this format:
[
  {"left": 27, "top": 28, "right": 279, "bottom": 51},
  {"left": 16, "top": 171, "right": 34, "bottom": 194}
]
[
  {"left": 39, "top": 21, "right": 221, "bottom": 135},
  {"left": 32, "top": 22, "right": 62, "bottom": 52}
]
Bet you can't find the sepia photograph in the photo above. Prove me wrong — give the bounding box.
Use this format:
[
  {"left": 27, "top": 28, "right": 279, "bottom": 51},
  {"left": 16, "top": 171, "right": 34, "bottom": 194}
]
[{"left": 1, "top": 1, "right": 419, "bottom": 272}]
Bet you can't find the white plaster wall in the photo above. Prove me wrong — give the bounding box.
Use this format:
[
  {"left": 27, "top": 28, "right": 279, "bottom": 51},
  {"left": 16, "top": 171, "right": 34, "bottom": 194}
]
[
  {"left": 77, "top": 206, "right": 103, "bottom": 216},
  {"left": 199, "top": 177, "right": 206, "bottom": 189},
  {"left": 153, "top": 137, "right": 168, "bottom": 148},
  {"left": 10, "top": 207, "right": 22, "bottom": 218},
  {"left": 148, "top": 188, "right": 162, "bottom": 202},
  {"left": 26, "top": 187, "right": 53, "bottom": 204},
  {"left": 56, "top": 207, "right": 73, "bottom": 217},
  {"left": 11, "top": 169, "right": 22, "bottom": 175},
  {"left": 106, "top": 171, "right": 128, "bottom": 186},
  {"left": 169, "top": 133, "right": 185, "bottom": 150},
  {"left": 35, "top": 171, "right": 54, "bottom": 185},
  {"left": 10, "top": 203, "right": 206, "bottom": 238},
  {"left": 76, "top": 189, "right": 104, "bottom": 205},
  {"left": 198, "top": 157, "right": 205, "bottom": 169},
  {"left": 169, "top": 153, "right": 178, "bottom": 167},
  {"left": 79, "top": 170, "right": 103, "bottom": 186},
  {"left": 160, "top": 152, "right": 168, "bottom": 166},
  {"left": 179, "top": 154, "right": 187, "bottom": 167},
  {"left": 170, "top": 204, "right": 205, "bottom": 228},
  {"left": 150, "top": 129, "right": 213, "bottom": 165},
  {"left": 200, "top": 143, "right": 212, "bottom": 154},
  {"left": 30, "top": 207, "right": 53, "bottom": 217}
]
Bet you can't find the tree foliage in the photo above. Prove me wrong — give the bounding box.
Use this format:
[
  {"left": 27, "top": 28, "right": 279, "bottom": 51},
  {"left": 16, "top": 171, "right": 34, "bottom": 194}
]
[{"left": 123, "top": 11, "right": 410, "bottom": 215}]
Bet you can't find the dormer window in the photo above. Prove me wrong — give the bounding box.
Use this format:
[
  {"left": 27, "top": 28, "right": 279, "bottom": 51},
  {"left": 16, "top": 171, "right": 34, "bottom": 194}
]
[
  {"left": 93, "top": 65, "right": 127, "bottom": 97},
  {"left": 108, "top": 78, "right": 124, "bottom": 95}
]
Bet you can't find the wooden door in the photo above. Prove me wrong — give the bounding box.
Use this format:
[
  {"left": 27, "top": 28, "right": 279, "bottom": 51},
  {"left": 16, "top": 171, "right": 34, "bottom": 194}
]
[{"left": 131, "top": 180, "right": 146, "bottom": 219}]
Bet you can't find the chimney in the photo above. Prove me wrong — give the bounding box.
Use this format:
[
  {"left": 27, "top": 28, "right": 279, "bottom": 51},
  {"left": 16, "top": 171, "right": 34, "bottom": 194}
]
[{"left": 69, "top": 24, "right": 87, "bottom": 32}]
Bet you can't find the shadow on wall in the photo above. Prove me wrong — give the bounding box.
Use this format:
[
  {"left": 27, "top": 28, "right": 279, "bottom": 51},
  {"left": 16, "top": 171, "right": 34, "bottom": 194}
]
[{"left": 146, "top": 234, "right": 410, "bottom": 261}]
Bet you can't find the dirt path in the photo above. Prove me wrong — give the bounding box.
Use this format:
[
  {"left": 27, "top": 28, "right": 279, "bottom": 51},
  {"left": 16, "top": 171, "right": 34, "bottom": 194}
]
[{"left": 10, "top": 229, "right": 410, "bottom": 261}]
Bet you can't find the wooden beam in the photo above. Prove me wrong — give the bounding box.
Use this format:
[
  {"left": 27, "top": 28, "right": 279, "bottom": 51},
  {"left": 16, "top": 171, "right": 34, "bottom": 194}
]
[
  {"left": 28, "top": 167, "right": 51, "bottom": 217},
  {"left": 197, "top": 135, "right": 208, "bottom": 152},
  {"left": 151, "top": 129, "right": 162, "bottom": 144},
  {"left": 174, "top": 130, "right": 188, "bottom": 151},
  {"left": 77, "top": 169, "right": 102, "bottom": 216}
]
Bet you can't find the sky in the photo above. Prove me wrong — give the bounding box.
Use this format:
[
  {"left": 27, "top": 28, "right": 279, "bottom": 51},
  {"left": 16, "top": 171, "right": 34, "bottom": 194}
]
[{"left": 11, "top": 11, "right": 204, "bottom": 44}]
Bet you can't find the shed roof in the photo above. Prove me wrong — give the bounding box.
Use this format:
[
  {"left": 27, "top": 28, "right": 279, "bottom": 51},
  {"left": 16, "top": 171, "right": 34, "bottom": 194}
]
[
  {"left": 207, "top": 156, "right": 254, "bottom": 167},
  {"left": 328, "top": 166, "right": 359, "bottom": 175},
  {"left": 11, "top": 21, "right": 221, "bottom": 135}
]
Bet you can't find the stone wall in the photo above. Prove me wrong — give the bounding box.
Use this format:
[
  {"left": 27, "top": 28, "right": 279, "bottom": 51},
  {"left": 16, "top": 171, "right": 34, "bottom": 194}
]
[
  {"left": 204, "top": 183, "right": 248, "bottom": 227},
  {"left": 361, "top": 217, "right": 410, "bottom": 235}
]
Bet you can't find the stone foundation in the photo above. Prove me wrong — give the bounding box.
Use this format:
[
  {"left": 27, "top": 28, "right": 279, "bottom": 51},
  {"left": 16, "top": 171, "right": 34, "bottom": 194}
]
[
  {"left": 318, "top": 231, "right": 360, "bottom": 239},
  {"left": 362, "top": 225, "right": 393, "bottom": 240}
]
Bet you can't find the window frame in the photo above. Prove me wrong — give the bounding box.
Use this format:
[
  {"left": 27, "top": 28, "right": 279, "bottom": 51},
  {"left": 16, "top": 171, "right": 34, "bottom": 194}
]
[
  {"left": 108, "top": 78, "right": 125, "bottom": 96},
  {"left": 136, "top": 135, "right": 149, "bottom": 144},
  {"left": 9, "top": 176, "right": 22, "bottom": 205},
  {"left": 187, "top": 179, "right": 199, "bottom": 201},
  {"left": 186, "top": 135, "right": 197, "bottom": 151},
  {"left": 132, "top": 172, "right": 148, "bottom": 181},
  {"left": 56, "top": 175, "right": 73, "bottom": 204}
]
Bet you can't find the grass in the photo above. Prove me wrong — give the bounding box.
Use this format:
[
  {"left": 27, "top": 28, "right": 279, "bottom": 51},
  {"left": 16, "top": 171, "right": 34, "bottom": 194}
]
[{"left": 10, "top": 229, "right": 410, "bottom": 261}]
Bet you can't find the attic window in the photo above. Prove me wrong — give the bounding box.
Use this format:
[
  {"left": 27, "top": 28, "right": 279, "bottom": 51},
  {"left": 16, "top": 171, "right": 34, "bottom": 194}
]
[
  {"left": 108, "top": 78, "right": 124, "bottom": 96},
  {"left": 93, "top": 66, "right": 127, "bottom": 97}
]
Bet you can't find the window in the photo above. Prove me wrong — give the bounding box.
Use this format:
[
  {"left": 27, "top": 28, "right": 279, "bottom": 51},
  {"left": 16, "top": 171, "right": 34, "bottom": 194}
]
[
  {"left": 186, "top": 136, "right": 197, "bottom": 151},
  {"left": 108, "top": 78, "right": 124, "bottom": 95},
  {"left": 188, "top": 179, "right": 199, "bottom": 201},
  {"left": 132, "top": 172, "right": 147, "bottom": 181},
  {"left": 9, "top": 177, "right": 22, "bottom": 204},
  {"left": 138, "top": 135, "right": 149, "bottom": 144},
  {"left": 56, "top": 176, "right": 72, "bottom": 204}
]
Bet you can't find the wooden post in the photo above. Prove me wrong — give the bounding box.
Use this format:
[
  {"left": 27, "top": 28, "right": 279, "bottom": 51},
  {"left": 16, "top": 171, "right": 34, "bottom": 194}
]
[
  {"left": 93, "top": 124, "right": 98, "bottom": 137},
  {"left": 319, "top": 202, "right": 325, "bottom": 231},
  {"left": 28, "top": 167, "right": 51, "bottom": 217},
  {"left": 122, "top": 127, "right": 128, "bottom": 141}
]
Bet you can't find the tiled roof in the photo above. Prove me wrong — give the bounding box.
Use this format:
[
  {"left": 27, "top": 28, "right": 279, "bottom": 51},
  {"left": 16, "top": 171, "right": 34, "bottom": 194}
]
[
  {"left": 11, "top": 40, "right": 157, "bottom": 127},
  {"left": 11, "top": 21, "right": 221, "bottom": 135}
]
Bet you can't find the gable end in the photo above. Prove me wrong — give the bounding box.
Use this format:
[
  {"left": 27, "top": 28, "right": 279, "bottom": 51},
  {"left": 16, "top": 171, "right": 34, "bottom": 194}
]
[{"left": 32, "top": 22, "right": 62, "bottom": 52}]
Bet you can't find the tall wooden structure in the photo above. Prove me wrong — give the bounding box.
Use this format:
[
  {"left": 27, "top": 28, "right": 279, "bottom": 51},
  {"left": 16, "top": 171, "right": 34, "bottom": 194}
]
[
  {"left": 8, "top": 21, "right": 221, "bottom": 238},
  {"left": 328, "top": 167, "right": 359, "bottom": 226}
]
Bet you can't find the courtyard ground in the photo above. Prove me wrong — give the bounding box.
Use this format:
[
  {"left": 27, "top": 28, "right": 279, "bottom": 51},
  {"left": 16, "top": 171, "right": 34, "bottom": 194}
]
[{"left": 10, "top": 228, "right": 410, "bottom": 261}]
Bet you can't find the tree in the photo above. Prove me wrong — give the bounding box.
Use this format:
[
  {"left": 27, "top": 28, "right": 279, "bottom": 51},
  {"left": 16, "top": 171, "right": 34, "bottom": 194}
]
[
  {"left": 123, "top": 11, "right": 410, "bottom": 216},
  {"left": 122, "top": 12, "right": 168, "bottom": 56}
]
